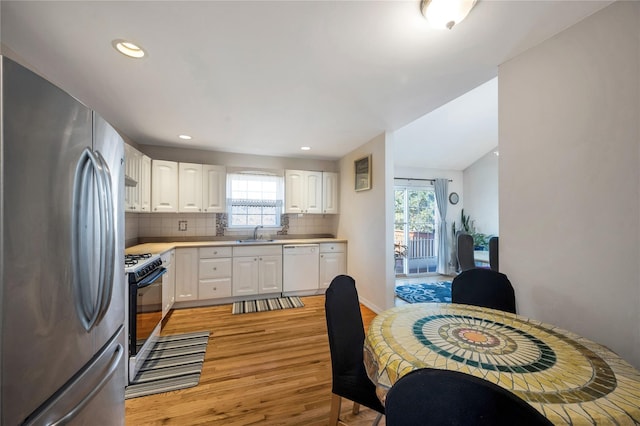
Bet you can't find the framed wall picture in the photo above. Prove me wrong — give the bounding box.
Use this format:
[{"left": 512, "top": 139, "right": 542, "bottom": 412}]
[{"left": 354, "top": 155, "right": 371, "bottom": 191}]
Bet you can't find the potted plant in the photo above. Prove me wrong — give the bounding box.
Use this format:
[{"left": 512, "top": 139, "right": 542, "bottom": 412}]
[
  {"left": 459, "top": 209, "right": 488, "bottom": 251},
  {"left": 394, "top": 242, "right": 407, "bottom": 273}
]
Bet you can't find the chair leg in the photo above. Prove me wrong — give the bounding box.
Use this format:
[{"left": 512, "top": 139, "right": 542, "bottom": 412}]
[
  {"left": 352, "top": 402, "right": 360, "bottom": 415},
  {"left": 330, "top": 393, "right": 342, "bottom": 426},
  {"left": 372, "top": 412, "right": 383, "bottom": 426}
]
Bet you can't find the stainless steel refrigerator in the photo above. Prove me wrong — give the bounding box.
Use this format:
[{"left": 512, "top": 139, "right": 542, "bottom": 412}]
[{"left": 0, "top": 56, "right": 126, "bottom": 424}]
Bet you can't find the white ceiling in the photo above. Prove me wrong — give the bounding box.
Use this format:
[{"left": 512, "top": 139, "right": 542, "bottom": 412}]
[
  {"left": 1, "top": 1, "right": 613, "bottom": 169},
  {"left": 395, "top": 77, "right": 498, "bottom": 170}
]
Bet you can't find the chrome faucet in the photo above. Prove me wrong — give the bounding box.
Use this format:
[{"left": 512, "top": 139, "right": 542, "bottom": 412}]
[{"left": 252, "top": 225, "right": 263, "bottom": 240}]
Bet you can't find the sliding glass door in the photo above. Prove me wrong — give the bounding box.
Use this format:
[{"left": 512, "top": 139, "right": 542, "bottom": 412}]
[{"left": 394, "top": 184, "right": 437, "bottom": 276}]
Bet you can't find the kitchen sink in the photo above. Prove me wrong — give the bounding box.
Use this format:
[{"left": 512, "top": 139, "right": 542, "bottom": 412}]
[{"left": 235, "top": 239, "right": 275, "bottom": 244}]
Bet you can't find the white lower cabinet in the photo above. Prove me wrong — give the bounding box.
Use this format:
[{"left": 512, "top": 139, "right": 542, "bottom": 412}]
[
  {"left": 172, "top": 242, "right": 345, "bottom": 305},
  {"left": 232, "top": 245, "right": 282, "bottom": 296},
  {"left": 175, "top": 248, "right": 199, "bottom": 301},
  {"left": 259, "top": 255, "right": 283, "bottom": 293},
  {"left": 161, "top": 249, "right": 175, "bottom": 318},
  {"left": 319, "top": 243, "right": 347, "bottom": 291},
  {"left": 199, "top": 246, "right": 232, "bottom": 299}
]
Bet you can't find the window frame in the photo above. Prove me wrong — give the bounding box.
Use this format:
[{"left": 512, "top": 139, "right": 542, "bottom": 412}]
[{"left": 226, "top": 172, "right": 284, "bottom": 229}]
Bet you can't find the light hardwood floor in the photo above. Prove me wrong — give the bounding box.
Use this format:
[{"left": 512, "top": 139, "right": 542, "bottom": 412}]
[{"left": 125, "top": 295, "right": 385, "bottom": 425}]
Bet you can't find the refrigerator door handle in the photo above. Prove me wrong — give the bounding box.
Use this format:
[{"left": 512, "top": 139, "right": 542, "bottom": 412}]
[
  {"left": 50, "top": 343, "right": 123, "bottom": 426},
  {"left": 93, "top": 150, "right": 114, "bottom": 325},
  {"left": 22, "top": 328, "right": 125, "bottom": 426},
  {"left": 72, "top": 148, "right": 107, "bottom": 331}
]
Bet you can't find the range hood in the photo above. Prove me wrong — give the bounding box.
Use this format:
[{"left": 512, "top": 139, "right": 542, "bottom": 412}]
[{"left": 125, "top": 175, "right": 137, "bottom": 187}]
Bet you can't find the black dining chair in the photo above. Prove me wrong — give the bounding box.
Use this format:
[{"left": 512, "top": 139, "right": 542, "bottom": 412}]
[
  {"left": 489, "top": 236, "right": 499, "bottom": 271},
  {"left": 385, "top": 368, "right": 553, "bottom": 426},
  {"left": 451, "top": 268, "right": 516, "bottom": 314},
  {"left": 456, "top": 233, "right": 476, "bottom": 272},
  {"left": 325, "top": 275, "right": 385, "bottom": 426}
]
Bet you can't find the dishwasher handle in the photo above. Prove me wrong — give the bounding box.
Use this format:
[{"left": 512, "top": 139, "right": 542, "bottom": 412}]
[{"left": 283, "top": 244, "right": 319, "bottom": 252}]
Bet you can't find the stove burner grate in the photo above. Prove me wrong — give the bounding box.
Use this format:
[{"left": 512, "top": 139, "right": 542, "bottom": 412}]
[{"left": 124, "top": 253, "right": 153, "bottom": 267}]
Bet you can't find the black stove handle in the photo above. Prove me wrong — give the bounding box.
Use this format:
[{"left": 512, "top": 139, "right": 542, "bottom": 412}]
[{"left": 136, "top": 267, "right": 167, "bottom": 289}]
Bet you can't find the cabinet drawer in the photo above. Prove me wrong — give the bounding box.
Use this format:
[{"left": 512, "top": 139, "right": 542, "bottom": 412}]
[
  {"left": 199, "top": 278, "right": 232, "bottom": 299},
  {"left": 200, "top": 246, "right": 232, "bottom": 258},
  {"left": 320, "top": 243, "right": 346, "bottom": 253},
  {"left": 233, "top": 245, "right": 282, "bottom": 257},
  {"left": 199, "top": 258, "right": 232, "bottom": 279}
]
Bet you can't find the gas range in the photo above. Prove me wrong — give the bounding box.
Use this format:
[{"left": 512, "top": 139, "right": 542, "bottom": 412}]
[
  {"left": 125, "top": 253, "right": 163, "bottom": 283},
  {"left": 125, "top": 252, "right": 167, "bottom": 383}
]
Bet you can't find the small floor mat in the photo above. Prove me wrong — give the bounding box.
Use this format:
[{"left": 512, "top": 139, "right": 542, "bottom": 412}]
[
  {"left": 232, "top": 296, "right": 304, "bottom": 314},
  {"left": 395, "top": 281, "right": 452, "bottom": 304},
  {"left": 125, "top": 331, "right": 209, "bottom": 399}
]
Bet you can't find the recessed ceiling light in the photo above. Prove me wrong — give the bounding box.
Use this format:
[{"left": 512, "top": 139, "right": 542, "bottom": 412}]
[
  {"left": 112, "top": 39, "right": 145, "bottom": 58},
  {"left": 300, "top": 146, "right": 311, "bottom": 151},
  {"left": 178, "top": 135, "right": 192, "bottom": 140}
]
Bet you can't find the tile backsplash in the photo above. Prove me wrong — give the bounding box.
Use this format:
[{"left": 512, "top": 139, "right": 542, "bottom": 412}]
[{"left": 126, "top": 212, "right": 338, "bottom": 246}]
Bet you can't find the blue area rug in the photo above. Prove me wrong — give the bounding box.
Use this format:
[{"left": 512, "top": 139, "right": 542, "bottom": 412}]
[{"left": 395, "top": 281, "right": 452, "bottom": 304}]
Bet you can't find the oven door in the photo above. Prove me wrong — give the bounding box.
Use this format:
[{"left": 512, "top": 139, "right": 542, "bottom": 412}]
[{"left": 128, "top": 267, "right": 167, "bottom": 357}]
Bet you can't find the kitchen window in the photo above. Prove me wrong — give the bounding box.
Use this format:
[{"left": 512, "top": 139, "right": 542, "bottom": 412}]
[{"left": 226, "top": 172, "right": 283, "bottom": 228}]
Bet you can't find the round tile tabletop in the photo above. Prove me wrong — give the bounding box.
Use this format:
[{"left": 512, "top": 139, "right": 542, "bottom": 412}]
[{"left": 364, "top": 303, "right": 640, "bottom": 425}]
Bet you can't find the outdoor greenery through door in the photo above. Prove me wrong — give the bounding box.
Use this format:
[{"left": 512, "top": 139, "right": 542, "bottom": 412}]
[{"left": 394, "top": 183, "right": 438, "bottom": 276}]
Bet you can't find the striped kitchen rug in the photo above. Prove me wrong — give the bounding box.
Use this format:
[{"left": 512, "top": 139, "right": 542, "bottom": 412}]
[
  {"left": 125, "top": 330, "right": 209, "bottom": 399},
  {"left": 232, "top": 296, "right": 304, "bottom": 314}
]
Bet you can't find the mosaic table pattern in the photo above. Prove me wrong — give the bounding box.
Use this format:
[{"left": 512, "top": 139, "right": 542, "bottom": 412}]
[{"left": 363, "top": 303, "right": 640, "bottom": 425}]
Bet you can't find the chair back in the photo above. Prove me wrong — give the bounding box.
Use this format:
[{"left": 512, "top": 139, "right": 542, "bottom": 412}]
[
  {"left": 457, "top": 233, "right": 475, "bottom": 271},
  {"left": 385, "top": 368, "right": 553, "bottom": 426},
  {"left": 451, "top": 268, "right": 516, "bottom": 313},
  {"left": 325, "top": 275, "right": 385, "bottom": 413},
  {"left": 489, "top": 236, "right": 499, "bottom": 271},
  {"left": 325, "top": 275, "right": 368, "bottom": 378}
]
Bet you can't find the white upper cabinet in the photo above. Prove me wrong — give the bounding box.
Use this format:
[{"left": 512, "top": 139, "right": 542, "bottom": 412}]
[
  {"left": 322, "top": 172, "right": 339, "bottom": 214},
  {"left": 285, "top": 170, "right": 323, "bottom": 214},
  {"left": 139, "top": 154, "right": 151, "bottom": 212},
  {"left": 151, "top": 160, "right": 178, "bottom": 212},
  {"left": 285, "top": 170, "right": 338, "bottom": 214},
  {"left": 202, "top": 164, "right": 226, "bottom": 213},
  {"left": 124, "top": 144, "right": 141, "bottom": 211},
  {"left": 178, "top": 162, "right": 203, "bottom": 213},
  {"left": 124, "top": 144, "right": 152, "bottom": 213}
]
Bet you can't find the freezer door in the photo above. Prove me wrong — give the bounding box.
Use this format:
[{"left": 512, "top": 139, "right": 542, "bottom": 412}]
[{"left": 23, "top": 327, "right": 126, "bottom": 426}]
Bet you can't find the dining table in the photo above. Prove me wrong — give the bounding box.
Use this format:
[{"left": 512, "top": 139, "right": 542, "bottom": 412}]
[{"left": 363, "top": 303, "right": 640, "bottom": 425}]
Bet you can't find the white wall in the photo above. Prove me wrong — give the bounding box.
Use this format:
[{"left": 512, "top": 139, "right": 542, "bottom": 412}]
[
  {"left": 463, "top": 147, "right": 499, "bottom": 236},
  {"left": 338, "top": 132, "right": 395, "bottom": 312},
  {"left": 499, "top": 1, "right": 640, "bottom": 368}
]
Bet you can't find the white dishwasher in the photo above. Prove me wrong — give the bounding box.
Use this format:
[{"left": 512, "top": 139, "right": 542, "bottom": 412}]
[{"left": 282, "top": 244, "right": 320, "bottom": 296}]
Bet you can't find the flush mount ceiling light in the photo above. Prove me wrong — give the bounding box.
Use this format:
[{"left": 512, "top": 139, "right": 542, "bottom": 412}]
[
  {"left": 112, "top": 39, "right": 146, "bottom": 58},
  {"left": 178, "top": 134, "right": 192, "bottom": 140},
  {"left": 300, "top": 146, "right": 311, "bottom": 151},
  {"left": 420, "top": 0, "right": 477, "bottom": 30}
]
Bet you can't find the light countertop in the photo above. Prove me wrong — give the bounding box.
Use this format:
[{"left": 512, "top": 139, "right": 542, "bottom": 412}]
[{"left": 125, "top": 238, "right": 348, "bottom": 256}]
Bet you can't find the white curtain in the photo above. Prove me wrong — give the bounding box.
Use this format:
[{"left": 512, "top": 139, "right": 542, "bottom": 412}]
[{"left": 434, "top": 179, "right": 448, "bottom": 274}]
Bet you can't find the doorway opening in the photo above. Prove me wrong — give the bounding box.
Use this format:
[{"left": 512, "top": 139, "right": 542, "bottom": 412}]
[{"left": 394, "top": 183, "right": 438, "bottom": 276}]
